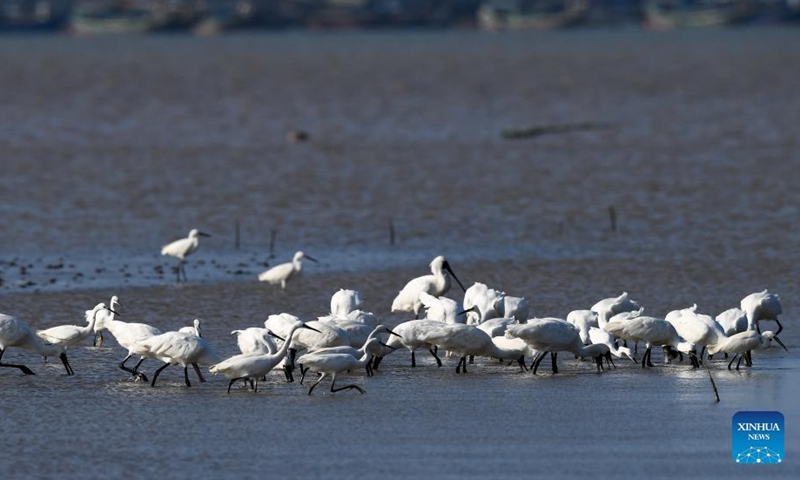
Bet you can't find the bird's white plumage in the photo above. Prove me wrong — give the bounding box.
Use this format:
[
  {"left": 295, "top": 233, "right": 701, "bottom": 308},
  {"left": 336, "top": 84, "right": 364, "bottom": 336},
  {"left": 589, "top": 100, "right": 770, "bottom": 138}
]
[
  {"left": 37, "top": 303, "right": 109, "bottom": 348},
  {"left": 391, "top": 255, "right": 461, "bottom": 316},
  {"left": 258, "top": 251, "right": 315, "bottom": 289}
]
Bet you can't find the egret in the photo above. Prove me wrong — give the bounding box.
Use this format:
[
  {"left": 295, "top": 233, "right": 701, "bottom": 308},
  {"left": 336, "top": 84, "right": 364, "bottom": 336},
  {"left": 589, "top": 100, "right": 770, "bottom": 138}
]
[
  {"left": 137, "top": 331, "right": 222, "bottom": 387},
  {"left": 592, "top": 292, "right": 641, "bottom": 328},
  {"left": 37, "top": 303, "right": 116, "bottom": 351},
  {"left": 297, "top": 348, "right": 374, "bottom": 395},
  {"left": 505, "top": 319, "right": 608, "bottom": 374},
  {"left": 258, "top": 251, "right": 317, "bottom": 289},
  {"left": 603, "top": 316, "right": 693, "bottom": 368},
  {"left": 102, "top": 310, "right": 161, "bottom": 381},
  {"left": 741, "top": 289, "right": 783, "bottom": 335},
  {"left": 210, "top": 322, "right": 319, "bottom": 393},
  {"left": 161, "top": 228, "right": 211, "bottom": 282},
  {"left": 92, "top": 295, "right": 121, "bottom": 347},
  {"left": 391, "top": 256, "right": 466, "bottom": 318},
  {"left": 0, "top": 313, "right": 73, "bottom": 375},
  {"left": 178, "top": 319, "right": 203, "bottom": 337},
  {"left": 305, "top": 326, "right": 400, "bottom": 378},
  {"left": 707, "top": 330, "right": 787, "bottom": 370}
]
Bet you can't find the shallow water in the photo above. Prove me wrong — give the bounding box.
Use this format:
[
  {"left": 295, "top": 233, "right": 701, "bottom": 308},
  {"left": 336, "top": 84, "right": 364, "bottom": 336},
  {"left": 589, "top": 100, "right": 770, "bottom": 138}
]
[{"left": 1, "top": 28, "right": 799, "bottom": 479}]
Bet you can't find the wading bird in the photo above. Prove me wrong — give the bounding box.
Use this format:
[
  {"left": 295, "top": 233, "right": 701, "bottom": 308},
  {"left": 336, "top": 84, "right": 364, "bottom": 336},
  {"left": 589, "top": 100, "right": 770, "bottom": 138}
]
[
  {"left": 258, "top": 251, "right": 317, "bottom": 289},
  {"left": 92, "top": 295, "right": 121, "bottom": 347},
  {"left": 707, "top": 330, "right": 787, "bottom": 370},
  {"left": 161, "top": 229, "right": 211, "bottom": 282},
  {"left": 391, "top": 256, "right": 466, "bottom": 318},
  {"left": 37, "top": 303, "right": 116, "bottom": 352},
  {"left": 506, "top": 319, "right": 609, "bottom": 374},
  {"left": 1, "top": 313, "right": 74, "bottom": 375}
]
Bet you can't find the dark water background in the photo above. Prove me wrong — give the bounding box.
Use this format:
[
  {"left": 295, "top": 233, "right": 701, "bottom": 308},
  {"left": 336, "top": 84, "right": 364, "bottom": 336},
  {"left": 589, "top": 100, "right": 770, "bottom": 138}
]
[{"left": 1, "top": 28, "right": 799, "bottom": 479}]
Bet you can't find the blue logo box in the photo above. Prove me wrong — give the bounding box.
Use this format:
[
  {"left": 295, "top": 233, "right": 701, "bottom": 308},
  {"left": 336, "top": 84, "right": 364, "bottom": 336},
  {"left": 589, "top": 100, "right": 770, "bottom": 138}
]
[{"left": 732, "top": 411, "right": 785, "bottom": 464}]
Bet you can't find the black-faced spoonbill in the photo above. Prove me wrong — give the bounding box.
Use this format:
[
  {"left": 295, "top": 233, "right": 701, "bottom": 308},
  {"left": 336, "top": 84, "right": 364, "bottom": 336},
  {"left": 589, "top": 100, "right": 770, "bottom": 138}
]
[
  {"left": 102, "top": 311, "right": 162, "bottom": 381},
  {"left": 391, "top": 256, "right": 466, "bottom": 318},
  {"left": 161, "top": 228, "right": 211, "bottom": 282},
  {"left": 419, "top": 323, "right": 527, "bottom": 374},
  {"left": 372, "top": 319, "right": 444, "bottom": 369},
  {"left": 603, "top": 316, "right": 693, "bottom": 368},
  {"left": 37, "top": 303, "right": 117, "bottom": 352},
  {"left": 0, "top": 313, "right": 74, "bottom": 375},
  {"left": 707, "top": 330, "right": 787, "bottom": 370},
  {"left": 592, "top": 292, "right": 641, "bottom": 328},
  {"left": 505, "top": 319, "right": 609, "bottom": 374},
  {"left": 329, "top": 289, "right": 363, "bottom": 318},
  {"left": 741, "top": 289, "right": 783, "bottom": 335},
  {"left": 258, "top": 251, "right": 317, "bottom": 289},
  {"left": 297, "top": 344, "right": 377, "bottom": 395},
  {"left": 210, "top": 322, "right": 319, "bottom": 393},
  {"left": 462, "top": 282, "right": 504, "bottom": 325}
]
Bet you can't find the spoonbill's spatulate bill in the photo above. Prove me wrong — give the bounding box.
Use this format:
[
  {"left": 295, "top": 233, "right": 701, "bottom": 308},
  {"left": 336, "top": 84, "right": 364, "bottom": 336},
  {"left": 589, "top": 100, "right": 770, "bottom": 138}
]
[{"left": 391, "top": 255, "right": 465, "bottom": 318}]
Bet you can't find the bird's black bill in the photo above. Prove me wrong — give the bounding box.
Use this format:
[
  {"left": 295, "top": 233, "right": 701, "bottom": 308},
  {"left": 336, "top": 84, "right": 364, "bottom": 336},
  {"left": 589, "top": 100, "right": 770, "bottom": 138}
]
[
  {"left": 386, "top": 328, "right": 402, "bottom": 338},
  {"left": 267, "top": 331, "right": 286, "bottom": 342},
  {"left": 379, "top": 342, "right": 398, "bottom": 350},
  {"left": 302, "top": 324, "right": 322, "bottom": 333},
  {"left": 457, "top": 305, "right": 479, "bottom": 317},
  {"left": 774, "top": 336, "right": 788, "bottom": 351},
  {"left": 198, "top": 232, "right": 212, "bottom": 237},
  {"left": 443, "top": 261, "right": 466, "bottom": 292},
  {"left": 107, "top": 308, "right": 120, "bottom": 316},
  {"left": 305, "top": 255, "right": 319, "bottom": 263}
]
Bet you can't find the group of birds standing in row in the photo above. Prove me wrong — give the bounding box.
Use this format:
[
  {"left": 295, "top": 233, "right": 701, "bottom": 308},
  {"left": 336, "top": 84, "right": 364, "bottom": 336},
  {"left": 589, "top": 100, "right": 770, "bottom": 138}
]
[{"left": 0, "top": 249, "right": 790, "bottom": 396}]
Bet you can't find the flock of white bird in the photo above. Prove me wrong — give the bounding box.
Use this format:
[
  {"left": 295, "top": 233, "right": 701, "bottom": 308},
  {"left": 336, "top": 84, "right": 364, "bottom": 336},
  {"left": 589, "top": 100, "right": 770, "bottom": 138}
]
[{"left": 0, "top": 229, "right": 790, "bottom": 396}]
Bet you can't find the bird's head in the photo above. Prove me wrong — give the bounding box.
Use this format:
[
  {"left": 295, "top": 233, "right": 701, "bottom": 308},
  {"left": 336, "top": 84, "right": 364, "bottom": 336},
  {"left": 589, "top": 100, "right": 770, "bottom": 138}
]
[{"left": 762, "top": 331, "right": 788, "bottom": 351}]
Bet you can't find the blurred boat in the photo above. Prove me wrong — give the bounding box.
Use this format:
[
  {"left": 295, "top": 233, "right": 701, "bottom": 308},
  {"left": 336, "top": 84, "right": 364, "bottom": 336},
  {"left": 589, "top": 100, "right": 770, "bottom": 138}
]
[
  {"left": 643, "top": 0, "right": 757, "bottom": 28},
  {"left": 0, "top": 0, "right": 71, "bottom": 31},
  {"left": 477, "top": 0, "right": 591, "bottom": 30}
]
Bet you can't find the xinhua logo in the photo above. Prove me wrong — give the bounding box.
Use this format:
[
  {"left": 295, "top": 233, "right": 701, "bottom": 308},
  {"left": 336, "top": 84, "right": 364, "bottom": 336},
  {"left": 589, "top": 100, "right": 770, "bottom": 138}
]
[{"left": 732, "top": 411, "right": 785, "bottom": 464}]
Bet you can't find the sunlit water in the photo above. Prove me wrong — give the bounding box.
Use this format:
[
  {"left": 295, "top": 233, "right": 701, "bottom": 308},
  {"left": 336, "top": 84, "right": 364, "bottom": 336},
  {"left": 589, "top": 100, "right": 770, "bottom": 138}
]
[{"left": 1, "top": 28, "right": 799, "bottom": 479}]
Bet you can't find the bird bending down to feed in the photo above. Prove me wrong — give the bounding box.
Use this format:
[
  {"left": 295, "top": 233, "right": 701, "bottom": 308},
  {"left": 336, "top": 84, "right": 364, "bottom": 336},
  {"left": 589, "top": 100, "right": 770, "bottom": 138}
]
[
  {"left": 707, "top": 330, "right": 787, "bottom": 370},
  {"left": 136, "top": 331, "right": 222, "bottom": 387},
  {"left": 1, "top": 313, "right": 74, "bottom": 375},
  {"left": 210, "top": 322, "right": 320, "bottom": 393},
  {"left": 161, "top": 228, "right": 211, "bottom": 282},
  {"left": 740, "top": 289, "right": 783, "bottom": 335},
  {"left": 391, "top": 255, "right": 466, "bottom": 318},
  {"left": 505, "top": 319, "right": 610, "bottom": 374},
  {"left": 258, "top": 251, "right": 318, "bottom": 289},
  {"left": 297, "top": 345, "right": 375, "bottom": 395}
]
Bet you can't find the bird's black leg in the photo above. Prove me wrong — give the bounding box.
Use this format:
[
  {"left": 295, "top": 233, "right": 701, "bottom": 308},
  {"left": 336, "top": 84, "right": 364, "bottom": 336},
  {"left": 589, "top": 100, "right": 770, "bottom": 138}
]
[
  {"left": 192, "top": 363, "right": 206, "bottom": 382},
  {"left": 151, "top": 362, "right": 171, "bottom": 387},
  {"left": 308, "top": 373, "right": 326, "bottom": 395},
  {"left": 469, "top": 355, "right": 474, "bottom": 365},
  {"left": 183, "top": 366, "right": 192, "bottom": 387},
  {"left": 0, "top": 348, "right": 36, "bottom": 375},
  {"left": 330, "top": 374, "right": 365, "bottom": 394},
  {"left": 728, "top": 354, "right": 738, "bottom": 370},
  {"left": 429, "top": 347, "right": 443, "bottom": 367},
  {"left": 372, "top": 355, "right": 383, "bottom": 370},
  {"left": 227, "top": 377, "right": 240, "bottom": 393},
  {"left": 551, "top": 352, "right": 558, "bottom": 374},
  {"left": 411, "top": 350, "right": 416, "bottom": 368},
  {"left": 736, "top": 355, "right": 744, "bottom": 371},
  {"left": 517, "top": 355, "right": 527, "bottom": 372},
  {"left": 120, "top": 355, "right": 148, "bottom": 381}
]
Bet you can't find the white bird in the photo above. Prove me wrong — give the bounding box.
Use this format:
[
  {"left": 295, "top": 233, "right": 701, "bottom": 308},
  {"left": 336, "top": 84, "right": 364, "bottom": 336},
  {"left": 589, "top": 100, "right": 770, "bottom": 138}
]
[
  {"left": 0, "top": 313, "right": 73, "bottom": 375},
  {"left": 330, "top": 289, "right": 362, "bottom": 318},
  {"left": 258, "top": 251, "right": 318, "bottom": 289},
  {"left": 178, "top": 319, "right": 203, "bottom": 337},
  {"left": 297, "top": 346, "right": 374, "bottom": 395},
  {"left": 716, "top": 308, "right": 748, "bottom": 337},
  {"left": 419, "top": 292, "right": 465, "bottom": 324},
  {"left": 592, "top": 292, "right": 641, "bottom": 328},
  {"left": 102, "top": 310, "right": 162, "bottom": 381},
  {"left": 210, "top": 322, "right": 319, "bottom": 393},
  {"left": 506, "top": 319, "right": 609, "bottom": 374},
  {"left": 498, "top": 295, "right": 530, "bottom": 323},
  {"left": 161, "top": 228, "right": 211, "bottom": 282},
  {"left": 588, "top": 327, "right": 637, "bottom": 363},
  {"left": 419, "top": 323, "right": 523, "bottom": 374},
  {"left": 373, "top": 319, "right": 444, "bottom": 368},
  {"left": 231, "top": 327, "right": 278, "bottom": 355},
  {"left": 603, "top": 316, "right": 693, "bottom": 368},
  {"left": 137, "top": 331, "right": 222, "bottom": 387},
  {"left": 391, "top": 255, "right": 466, "bottom": 318},
  {"left": 707, "top": 329, "right": 787, "bottom": 370},
  {"left": 37, "top": 303, "right": 115, "bottom": 350},
  {"left": 566, "top": 310, "right": 599, "bottom": 344},
  {"left": 306, "top": 325, "right": 400, "bottom": 377},
  {"left": 476, "top": 317, "right": 519, "bottom": 338},
  {"left": 462, "top": 282, "right": 504, "bottom": 325},
  {"left": 92, "top": 295, "right": 121, "bottom": 347},
  {"left": 741, "top": 289, "right": 783, "bottom": 335},
  {"left": 667, "top": 305, "right": 726, "bottom": 366}
]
